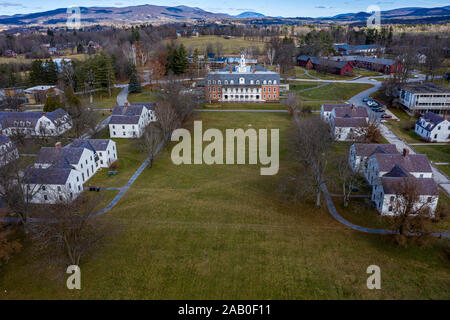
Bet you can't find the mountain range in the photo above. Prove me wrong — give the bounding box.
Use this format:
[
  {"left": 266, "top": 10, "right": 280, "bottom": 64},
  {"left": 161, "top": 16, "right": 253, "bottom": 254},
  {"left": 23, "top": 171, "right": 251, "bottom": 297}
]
[{"left": 0, "top": 4, "right": 448, "bottom": 27}]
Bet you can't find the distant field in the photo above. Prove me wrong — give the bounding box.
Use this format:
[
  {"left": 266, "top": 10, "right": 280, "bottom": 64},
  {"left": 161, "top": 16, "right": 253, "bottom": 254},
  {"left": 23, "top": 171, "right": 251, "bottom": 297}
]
[
  {"left": 168, "top": 35, "right": 266, "bottom": 55},
  {"left": 0, "top": 53, "right": 89, "bottom": 65}
]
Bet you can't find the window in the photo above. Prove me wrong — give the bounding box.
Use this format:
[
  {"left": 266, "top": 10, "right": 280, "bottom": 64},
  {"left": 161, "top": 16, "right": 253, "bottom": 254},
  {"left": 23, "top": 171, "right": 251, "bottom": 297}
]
[
  {"left": 224, "top": 80, "right": 228, "bottom": 85},
  {"left": 42, "top": 186, "right": 46, "bottom": 191},
  {"left": 427, "top": 197, "right": 432, "bottom": 202},
  {"left": 44, "top": 195, "right": 48, "bottom": 201},
  {"left": 388, "top": 206, "right": 392, "bottom": 212},
  {"left": 239, "top": 77, "right": 245, "bottom": 84},
  {"left": 218, "top": 80, "right": 221, "bottom": 85},
  {"left": 390, "top": 196, "right": 394, "bottom": 202},
  {"left": 57, "top": 186, "right": 61, "bottom": 192}
]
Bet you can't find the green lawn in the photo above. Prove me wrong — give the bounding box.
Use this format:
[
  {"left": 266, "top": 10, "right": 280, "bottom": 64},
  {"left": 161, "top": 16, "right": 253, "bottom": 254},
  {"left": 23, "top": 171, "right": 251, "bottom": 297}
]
[
  {"left": 290, "top": 82, "right": 322, "bottom": 91},
  {"left": 412, "top": 145, "right": 450, "bottom": 163},
  {"left": 353, "top": 68, "right": 382, "bottom": 77},
  {"left": 437, "top": 165, "right": 450, "bottom": 178},
  {"left": 169, "top": 35, "right": 266, "bottom": 55},
  {"left": 79, "top": 88, "right": 121, "bottom": 110},
  {"left": 297, "top": 83, "right": 373, "bottom": 101},
  {"left": 1, "top": 111, "right": 449, "bottom": 299},
  {"left": 87, "top": 139, "right": 146, "bottom": 188},
  {"left": 128, "top": 91, "right": 158, "bottom": 103},
  {"left": 384, "top": 109, "right": 422, "bottom": 144},
  {"left": 202, "top": 102, "right": 285, "bottom": 110}
]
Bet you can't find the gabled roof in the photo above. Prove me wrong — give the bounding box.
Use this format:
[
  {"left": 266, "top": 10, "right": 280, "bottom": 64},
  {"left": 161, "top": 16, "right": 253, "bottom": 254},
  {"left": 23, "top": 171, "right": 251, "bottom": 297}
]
[
  {"left": 35, "top": 147, "right": 86, "bottom": 166},
  {"left": 0, "top": 109, "right": 69, "bottom": 129},
  {"left": 382, "top": 164, "right": 410, "bottom": 178},
  {"left": 372, "top": 153, "right": 432, "bottom": 173},
  {"left": 23, "top": 167, "right": 73, "bottom": 185},
  {"left": 67, "top": 139, "right": 111, "bottom": 151},
  {"left": 380, "top": 177, "right": 438, "bottom": 196},
  {"left": 322, "top": 104, "right": 348, "bottom": 112},
  {"left": 353, "top": 143, "right": 398, "bottom": 157},
  {"left": 109, "top": 115, "right": 140, "bottom": 125},
  {"left": 333, "top": 106, "right": 368, "bottom": 118},
  {"left": 416, "top": 112, "right": 446, "bottom": 131},
  {"left": 334, "top": 117, "right": 368, "bottom": 128}
]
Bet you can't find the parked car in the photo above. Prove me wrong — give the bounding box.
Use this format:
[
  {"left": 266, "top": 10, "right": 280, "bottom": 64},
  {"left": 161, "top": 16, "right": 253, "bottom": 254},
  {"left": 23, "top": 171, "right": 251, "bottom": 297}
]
[
  {"left": 381, "top": 113, "right": 392, "bottom": 119},
  {"left": 362, "top": 97, "right": 370, "bottom": 102},
  {"left": 374, "top": 108, "right": 385, "bottom": 113}
]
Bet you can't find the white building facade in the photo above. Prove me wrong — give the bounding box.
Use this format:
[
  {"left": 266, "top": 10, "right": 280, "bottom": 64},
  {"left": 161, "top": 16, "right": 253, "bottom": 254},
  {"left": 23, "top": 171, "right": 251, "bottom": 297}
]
[
  {"left": 109, "top": 103, "right": 156, "bottom": 138},
  {"left": 414, "top": 112, "right": 450, "bottom": 142}
]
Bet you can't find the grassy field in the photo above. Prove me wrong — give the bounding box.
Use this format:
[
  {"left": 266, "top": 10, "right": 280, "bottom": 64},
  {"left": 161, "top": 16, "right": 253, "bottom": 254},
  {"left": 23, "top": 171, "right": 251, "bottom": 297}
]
[
  {"left": 1, "top": 111, "right": 449, "bottom": 299},
  {"left": 437, "top": 165, "right": 450, "bottom": 178},
  {"left": 353, "top": 68, "right": 382, "bottom": 77},
  {"left": 202, "top": 102, "right": 285, "bottom": 110},
  {"left": 0, "top": 53, "right": 89, "bottom": 65},
  {"left": 297, "top": 83, "right": 373, "bottom": 101},
  {"left": 169, "top": 35, "right": 266, "bottom": 55},
  {"left": 128, "top": 91, "right": 158, "bottom": 103},
  {"left": 79, "top": 88, "right": 121, "bottom": 110},
  {"left": 384, "top": 108, "right": 422, "bottom": 144},
  {"left": 412, "top": 145, "right": 450, "bottom": 163}
]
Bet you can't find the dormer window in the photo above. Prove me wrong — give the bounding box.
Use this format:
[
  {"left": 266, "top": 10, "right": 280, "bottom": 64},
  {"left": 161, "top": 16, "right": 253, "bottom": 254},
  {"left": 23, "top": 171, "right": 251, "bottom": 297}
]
[
  {"left": 274, "top": 80, "right": 277, "bottom": 84},
  {"left": 263, "top": 80, "right": 267, "bottom": 85},
  {"left": 268, "top": 80, "right": 272, "bottom": 84},
  {"left": 224, "top": 80, "right": 228, "bottom": 85},
  {"left": 218, "top": 80, "right": 221, "bottom": 85},
  {"left": 239, "top": 77, "right": 245, "bottom": 85},
  {"left": 230, "top": 80, "right": 234, "bottom": 85},
  {"left": 256, "top": 80, "right": 260, "bottom": 85}
]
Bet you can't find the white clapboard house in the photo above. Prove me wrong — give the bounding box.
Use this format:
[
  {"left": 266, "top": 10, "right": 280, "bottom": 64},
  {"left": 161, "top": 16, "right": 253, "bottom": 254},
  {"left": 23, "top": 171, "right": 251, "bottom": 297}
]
[
  {"left": 109, "top": 102, "right": 156, "bottom": 138},
  {"left": 415, "top": 112, "right": 450, "bottom": 142},
  {"left": 349, "top": 143, "right": 398, "bottom": 173},
  {"left": 0, "top": 109, "right": 72, "bottom": 137}
]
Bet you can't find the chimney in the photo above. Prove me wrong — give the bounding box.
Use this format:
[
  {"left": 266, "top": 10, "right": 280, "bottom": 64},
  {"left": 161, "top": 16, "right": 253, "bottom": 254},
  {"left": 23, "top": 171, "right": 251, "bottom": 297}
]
[
  {"left": 55, "top": 142, "right": 62, "bottom": 149},
  {"left": 42, "top": 112, "right": 46, "bottom": 116},
  {"left": 276, "top": 65, "right": 280, "bottom": 74},
  {"left": 402, "top": 148, "right": 409, "bottom": 157},
  {"left": 229, "top": 66, "right": 232, "bottom": 74},
  {"left": 264, "top": 63, "right": 266, "bottom": 70},
  {"left": 124, "top": 101, "right": 129, "bottom": 107},
  {"left": 253, "top": 65, "right": 255, "bottom": 73}
]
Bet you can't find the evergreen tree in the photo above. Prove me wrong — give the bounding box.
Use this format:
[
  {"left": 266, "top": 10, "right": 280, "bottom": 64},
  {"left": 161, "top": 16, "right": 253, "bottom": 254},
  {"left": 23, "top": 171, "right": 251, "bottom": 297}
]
[
  {"left": 77, "top": 43, "right": 84, "bottom": 54},
  {"left": 43, "top": 94, "right": 64, "bottom": 112},
  {"left": 64, "top": 86, "right": 81, "bottom": 107},
  {"left": 29, "top": 59, "right": 45, "bottom": 85},
  {"left": 43, "top": 59, "right": 58, "bottom": 85},
  {"left": 128, "top": 73, "right": 142, "bottom": 93}
]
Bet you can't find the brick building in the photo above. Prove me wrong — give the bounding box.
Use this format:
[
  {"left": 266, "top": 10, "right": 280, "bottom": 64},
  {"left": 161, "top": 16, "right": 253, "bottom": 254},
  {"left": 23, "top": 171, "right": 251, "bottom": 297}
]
[{"left": 205, "top": 55, "right": 281, "bottom": 103}]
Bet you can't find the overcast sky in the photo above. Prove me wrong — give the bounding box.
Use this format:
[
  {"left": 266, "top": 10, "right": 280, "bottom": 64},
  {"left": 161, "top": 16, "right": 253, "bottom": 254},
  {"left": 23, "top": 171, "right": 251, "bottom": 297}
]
[{"left": 0, "top": 0, "right": 448, "bottom": 17}]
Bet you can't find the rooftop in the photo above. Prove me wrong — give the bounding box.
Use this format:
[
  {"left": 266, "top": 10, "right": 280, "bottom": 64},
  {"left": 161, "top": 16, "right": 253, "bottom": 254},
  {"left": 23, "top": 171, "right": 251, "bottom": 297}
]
[
  {"left": 353, "top": 143, "right": 398, "bottom": 157},
  {"left": 333, "top": 117, "right": 368, "bottom": 128},
  {"left": 373, "top": 153, "right": 432, "bottom": 173},
  {"left": 381, "top": 177, "right": 439, "bottom": 196},
  {"left": 403, "top": 83, "right": 450, "bottom": 94}
]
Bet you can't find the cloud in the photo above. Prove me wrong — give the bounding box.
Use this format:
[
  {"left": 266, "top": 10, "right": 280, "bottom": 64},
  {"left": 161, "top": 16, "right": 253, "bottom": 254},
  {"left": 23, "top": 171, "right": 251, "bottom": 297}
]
[
  {"left": 315, "top": 5, "right": 334, "bottom": 9},
  {"left": 0, "top": 1, "right": 24, "bottom": 7}
]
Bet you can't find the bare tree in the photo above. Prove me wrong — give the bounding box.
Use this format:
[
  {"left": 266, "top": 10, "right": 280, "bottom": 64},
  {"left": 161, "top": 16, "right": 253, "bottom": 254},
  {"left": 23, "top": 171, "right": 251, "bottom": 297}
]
[
  {"left": 0, "top": 161, "right": 42, "bottom": 230},
  {"left": 387, "top": 177, "right": 436, "bottom": 246},
  {"left": 285, "top": 91, "right": 301, "bottom": 115},
  {"left": 335, "top": 155, "right": 364, "bottom": 207},
  {"left": 292, "top": 116, "right": 333, "bottom": 207},
  {"left": 154, "top": 101, "right": 180, "bottom": 144},
  {"left": 139, "top": 125, "right": 162, "bottom": 168},
  {"left": 267, "top": 47, "right": 276, "bottom": 66},
  {"left": 29, "top": 194, "right": 110, "bottom": 267}
]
